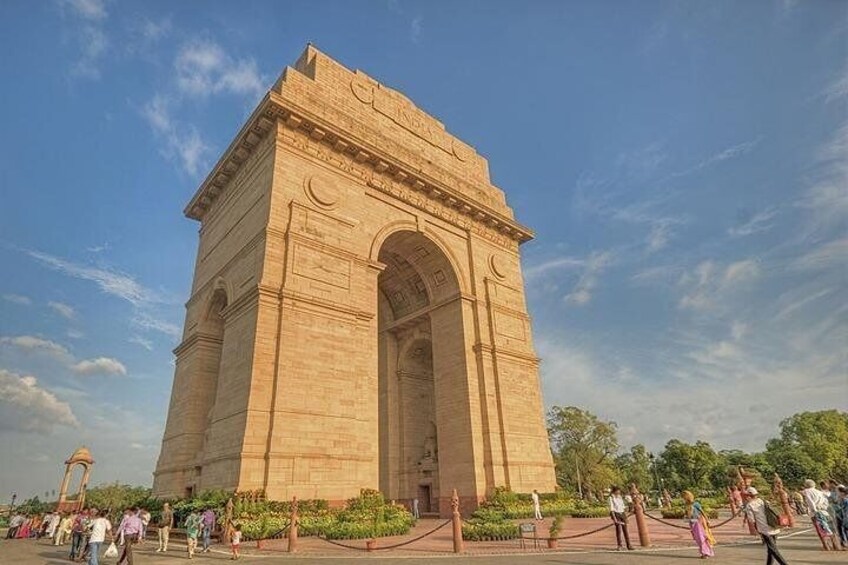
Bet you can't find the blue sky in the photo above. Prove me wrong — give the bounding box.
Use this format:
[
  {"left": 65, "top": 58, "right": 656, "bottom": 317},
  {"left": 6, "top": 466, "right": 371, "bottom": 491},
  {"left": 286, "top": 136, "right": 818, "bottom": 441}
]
[{"left": 0, "top": 0, "right": 845, "bottom": 499}]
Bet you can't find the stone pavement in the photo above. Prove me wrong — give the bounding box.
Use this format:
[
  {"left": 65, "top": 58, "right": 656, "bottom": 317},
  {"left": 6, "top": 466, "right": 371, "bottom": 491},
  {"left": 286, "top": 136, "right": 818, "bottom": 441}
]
[{"left": 2, "top": 522, "right": 846, "bottom": 564}]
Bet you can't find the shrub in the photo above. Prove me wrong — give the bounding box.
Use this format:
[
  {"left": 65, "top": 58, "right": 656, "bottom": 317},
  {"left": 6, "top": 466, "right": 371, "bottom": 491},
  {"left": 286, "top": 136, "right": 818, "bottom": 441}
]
[
  {"left": 462, "top": 521, "right": 519, "bottom": 541},
  {"left": 661, "top": 508, "right": 719, "bottom": 520}
]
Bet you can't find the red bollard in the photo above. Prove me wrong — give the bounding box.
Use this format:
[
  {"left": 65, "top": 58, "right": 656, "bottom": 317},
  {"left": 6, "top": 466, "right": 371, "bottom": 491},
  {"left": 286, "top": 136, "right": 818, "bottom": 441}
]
[
  {"left": 287, "top": 496, "right": 299, "bottom": 553},
  {"left": 451, "top": 489, "right": 464, "bottom": 553}
]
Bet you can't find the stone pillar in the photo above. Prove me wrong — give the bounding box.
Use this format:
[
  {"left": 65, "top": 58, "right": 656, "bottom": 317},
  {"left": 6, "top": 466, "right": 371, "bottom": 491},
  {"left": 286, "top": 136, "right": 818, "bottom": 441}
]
[
  {"left": 287, "top": 497, "right": 298, "bottom": 553},
  {"left": 630, "top": 484, "right": 651, "bottom": 548},
  {"left": 451, "top": 489, "right": 463, "bottom": 554},
  {"left": 57, "top": 464, "right": 72, "bottom": 503}
]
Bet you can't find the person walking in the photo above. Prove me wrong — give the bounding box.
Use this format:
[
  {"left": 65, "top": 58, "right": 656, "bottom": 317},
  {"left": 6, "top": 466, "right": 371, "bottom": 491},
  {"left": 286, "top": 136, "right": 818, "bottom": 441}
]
[
  {"left": 156, "top": 502, "right": 173, "bottom": 552},
  {"left": 532, "top": 489, "right": 543, "bottom": 521},
  {"left": 138, "top": 508, "right": 151, "bottom": 544},
  {"left": 743, "top": 487, "right": 788, "bottom": 565},
  {"left": 230, "top": 524, "right": 242, "bottom": 560},
  {"left": 412, "top": 498, "right": 420, "bottom": 519},
  {"left": 608, "top": 486, "right": 633, "bottom": 551},
  {"left": 185, "top": 510, "right": 202, "bottom": 559},
  {"left": 803, "top": 479, "right": 839, "bottom": 550},
  {"left": 7, "top": 513, "right": 24, "bottom": 539},
  {"left": 201, "top": 507, "right": 216, "bottom": 553},
  {"left": 69, "top": 509, "right": 90, "bottom": 561},
  {"left": 826, "top": 480, "right": 846, "bottom": 549},
  {"left": 86, "top": 509, "right": 112, "bottom": 565},
  {"left": 838, "top": 486, "right": 848, "bottom": 550},
  {"left": 115, "top": 506, "right": 143, "bottom": 565},
  {"left": 683, "top": 490, "right": 715, "bottom": 558},
  {"left": 46, "top": 511, "right": 61, "bottom": 541},
  {"left": 55, "top": 513, "right": 73, "bottom": 545}
]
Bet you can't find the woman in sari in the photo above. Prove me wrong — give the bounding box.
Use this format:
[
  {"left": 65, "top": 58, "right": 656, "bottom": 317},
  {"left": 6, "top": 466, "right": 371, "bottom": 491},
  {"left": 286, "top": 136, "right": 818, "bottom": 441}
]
[{"left": 683, "top": 491, "right": 715, "bottom": 558}]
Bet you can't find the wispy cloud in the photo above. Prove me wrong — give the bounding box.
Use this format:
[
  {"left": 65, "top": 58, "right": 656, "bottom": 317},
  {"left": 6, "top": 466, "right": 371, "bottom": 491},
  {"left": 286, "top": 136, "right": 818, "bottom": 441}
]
[
  {"left": 524, "top": 255, "right": 585, "bottom": 281},
  {"left": 678, "top": 259, "right": 760, "bottom": 311},
  {"left": 822, "top": 66, "right": 848, "bottom": 103},
  {"left": 48, "top": 301, "right": 76, "bottom": 319},
  {"left": 141, "top": 95, "right": 211, "bottom": 177},
  {"left": 672, "top": 137, "right": 763, "bottom": 178},
  {"left": 2, "top": 294, "right": 32, "bottom": 306},
  {"left": 564, "top": 251, "right": 614, "bottom": 307},
  {"left": 59, "top": 0, "right": 109, "bottom": 79},
  {"left": 174, "top": 39, "right": 266, "bottom": 100},
  {"left": 411, "top": 16, "right": 423, "bottom": 44},
  {"left": 131, "top": 312, "right": 181, "bottom": 339},
  {"left": 775, "top": 287, "right": 835, "bottom": 320},
  {"left": 129, "top": 335, "right": 153, "bottom": 351},
  {"left": 27, "top": 249, "right": 160, "bottom": 307},
  {"left": 72, "top": 357, "right": 126, "bottom": 376},
  {"left": 0, "top": 369, "right": 80, "bottom": 432},
  {"left": 0, "top": 335, "right": 73, "bottom": 361},
  {"left": 86, "top": 242, "right": 110, "bottom": 253},
  {"left": 728, "top": 207, "right": 779, "bottom": 237},
  {"left": 792, "top": 238, "right": 848, "bottom": 271}
]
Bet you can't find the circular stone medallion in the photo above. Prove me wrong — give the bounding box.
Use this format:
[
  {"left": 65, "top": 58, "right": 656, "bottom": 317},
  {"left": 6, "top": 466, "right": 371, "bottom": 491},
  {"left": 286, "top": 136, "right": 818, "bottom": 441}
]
[
  {"left": 350, "top": 78, "right": 374, "bottom": 104},
  {"left": 305, "top": 175, "right": 339, "bottom": 209},
  {"left": 489, "top": 254, "right": 507, "bottom": 280}
]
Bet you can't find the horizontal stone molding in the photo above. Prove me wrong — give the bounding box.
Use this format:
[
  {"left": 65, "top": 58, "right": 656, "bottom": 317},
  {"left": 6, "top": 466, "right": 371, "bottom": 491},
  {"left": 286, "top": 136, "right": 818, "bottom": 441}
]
[{"left": 185, "top": 92, "right": 533, "bottom": 247}]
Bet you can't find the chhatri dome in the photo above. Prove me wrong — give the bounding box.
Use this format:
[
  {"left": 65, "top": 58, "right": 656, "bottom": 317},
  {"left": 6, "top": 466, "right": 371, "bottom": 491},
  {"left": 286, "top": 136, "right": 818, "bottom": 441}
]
[{"left": 65, "top": 446, "right": 94, "bottom": 465}]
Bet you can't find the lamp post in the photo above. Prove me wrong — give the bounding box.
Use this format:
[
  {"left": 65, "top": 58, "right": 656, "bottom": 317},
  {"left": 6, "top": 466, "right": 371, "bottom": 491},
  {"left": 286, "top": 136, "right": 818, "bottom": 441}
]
[
  {"left": 9, "top": 492, "right": 16, "bottom": 518},
  {"left": 649, "top": 453, "right": 661, "bottom": 507}
]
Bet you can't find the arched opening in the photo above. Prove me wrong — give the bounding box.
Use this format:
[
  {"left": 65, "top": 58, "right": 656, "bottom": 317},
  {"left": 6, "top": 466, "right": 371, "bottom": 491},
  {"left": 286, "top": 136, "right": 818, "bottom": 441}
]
[
  {"left": 377, "top": 230, "right": 460, "bottom": 513},
  {"left": 197, "top": 287, "right": 228, "bottom": 474}
]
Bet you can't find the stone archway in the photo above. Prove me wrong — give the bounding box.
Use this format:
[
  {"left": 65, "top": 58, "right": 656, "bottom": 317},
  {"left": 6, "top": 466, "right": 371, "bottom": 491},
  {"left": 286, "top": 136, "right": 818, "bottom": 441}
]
[
  {"left": 56, "top": 446, "right": 94, "bottom": 512},
  {"left": 377, "top": 230, "right": 462, "bottom": 512}
]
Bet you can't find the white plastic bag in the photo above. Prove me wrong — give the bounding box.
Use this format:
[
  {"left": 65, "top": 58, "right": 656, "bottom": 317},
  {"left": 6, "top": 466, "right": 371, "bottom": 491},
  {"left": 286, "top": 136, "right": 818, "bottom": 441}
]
[{"left": 104, "top": 542, "right": 119, "bottom": 558}]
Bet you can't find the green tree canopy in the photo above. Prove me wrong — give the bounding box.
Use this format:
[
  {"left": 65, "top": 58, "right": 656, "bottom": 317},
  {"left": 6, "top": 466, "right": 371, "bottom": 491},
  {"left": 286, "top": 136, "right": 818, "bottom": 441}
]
[
  {"left": 765, "top": 410, "right": 848, "bottom": 486},
  {"left": 547, "top": 406, "right": 620, "bottom": 499},
  {"left": 615, "top": 444, "right": 653, "bottom": 492},
  {"left": 656, "top": 439, "right": 724, "bottom": 492}
]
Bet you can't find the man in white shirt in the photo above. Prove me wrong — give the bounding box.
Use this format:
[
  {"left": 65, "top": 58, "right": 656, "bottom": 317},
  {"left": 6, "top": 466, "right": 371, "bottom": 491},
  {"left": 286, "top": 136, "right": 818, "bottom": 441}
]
[
  {"left": 531, "top": 490, "right": 542, "bottom": 520},
  {"left": 608, "top": 486, "right": 633, "bottom": 551},
  {"left": 743, "top": 487, "right": 787, "bottom": 565},
  {"left": 802, "top": 479, "right": 838, "bottom": 550},
  {"left": 86, "top": 508, "right": 112, "bottom": 565}
]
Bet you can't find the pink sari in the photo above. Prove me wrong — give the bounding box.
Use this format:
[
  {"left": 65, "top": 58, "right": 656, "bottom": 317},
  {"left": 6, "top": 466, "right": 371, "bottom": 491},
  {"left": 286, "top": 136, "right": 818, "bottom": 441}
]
[{"left": 690, "top": 519, "right": 715, "bottom": 557}]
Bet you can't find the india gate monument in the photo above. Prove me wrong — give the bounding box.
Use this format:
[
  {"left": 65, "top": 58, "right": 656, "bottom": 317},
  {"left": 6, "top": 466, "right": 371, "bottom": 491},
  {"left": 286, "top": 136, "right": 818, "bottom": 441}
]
[{"left": 153, "top": 45, "right": 555, "bottom": 515}]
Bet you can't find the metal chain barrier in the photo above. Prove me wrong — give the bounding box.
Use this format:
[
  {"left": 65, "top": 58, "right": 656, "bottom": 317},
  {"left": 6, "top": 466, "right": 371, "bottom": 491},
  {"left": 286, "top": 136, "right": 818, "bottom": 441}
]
[
  {"left": 710, "top": 507, "right": 744, "bottom": 529},
  {"left": 643, "top": 512, "right": 691, "bottom": 530},
  {"left": 237, "top": 519, "right": 291, "bottom": 542},
  {"left": 553, "top": 521, "right": 616, "bottom": 540},
  {"left": 315, "top": 519, "right": 452, "bottom": 551}
]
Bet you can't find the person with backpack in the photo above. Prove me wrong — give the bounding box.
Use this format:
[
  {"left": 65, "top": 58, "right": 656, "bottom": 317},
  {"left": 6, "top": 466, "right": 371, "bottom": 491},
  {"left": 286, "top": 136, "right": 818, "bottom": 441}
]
[{"left": 743, "top": 487, "right": 788, "bottom": 565}]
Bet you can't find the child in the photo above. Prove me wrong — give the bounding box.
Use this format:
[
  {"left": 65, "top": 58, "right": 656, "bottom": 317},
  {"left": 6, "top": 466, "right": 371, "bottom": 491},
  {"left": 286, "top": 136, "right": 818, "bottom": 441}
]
[
  {"left": 230, "top": 524, "right": 241, "bottom": 560},
  {"left": 184, "top": 511, "right": 202, "bottom": 559}
]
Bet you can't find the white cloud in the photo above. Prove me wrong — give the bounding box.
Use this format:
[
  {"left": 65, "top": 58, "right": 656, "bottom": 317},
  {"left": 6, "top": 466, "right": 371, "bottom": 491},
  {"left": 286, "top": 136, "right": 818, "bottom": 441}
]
[
  {"left": 128, "top": 335, "right": 153, "bottom": 351},
  {"left": 411, "top": 16, "right": 423, "bottom": 44},
  {"left": 679, "top": 259, "right": 760, "bottom": 311},
  {"left": 524, "top": 256, "right": 585, "bottom": 281},
  {"left": 2, "top": 294, "right": 32, "bottom": 305},
  {"left": 62, "top": 0, "right": 107, "bottom": 21},
  {"left": 823, "top": 67, "right": 848, "bottom": 103},
  {"left": 0, "top": 369, "right": 80, "bottom": 432},
  {"left": 775, "top": 287, "right": 835, "bottom": 320},
  {"left": 86, "top": 242, "right": 110, "bottom": 253},
  {"left": 174, "top": 39, "right": 266, "bottom": 100},
  {"left": 792, "top": 238, "right": 848, "bottom": 271},
  {"left": 67, "top": 329, "right": 85, "bottom": 340},
  {"left": 59, "top": 0, "right": 109, "bottom": 79},
  {"left": 0, "top": 335, "right": 72, "bottom": 361},
  {"left": 48, "top": 301, "right": 76, "bottom": 319},
  {"left": 728, "top": 207, "right": 778, "bottom": 237},
  {"left": 141, "top": 95, "right": 211, "bottom": 177},
  {"left": 131, "top": 312, "right": 181, "bottom": 339},
  {"left": 564, "top": 251, "right": 614, "bottom": 307},
  {"left": 27, "top": 249, "right": 160, "bottom": 307},
  {"left": 72, "top": 357, "right": 127, "bottom": 376},
  {"left": 673, "top": 137, "right": 763, "bottom": 178}
]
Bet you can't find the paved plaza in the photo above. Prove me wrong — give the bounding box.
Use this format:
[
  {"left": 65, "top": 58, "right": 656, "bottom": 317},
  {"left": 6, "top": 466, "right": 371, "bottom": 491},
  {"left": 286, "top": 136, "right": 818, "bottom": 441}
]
[{"left": 3, "top": 520, "right": 845, "bottom": 564}]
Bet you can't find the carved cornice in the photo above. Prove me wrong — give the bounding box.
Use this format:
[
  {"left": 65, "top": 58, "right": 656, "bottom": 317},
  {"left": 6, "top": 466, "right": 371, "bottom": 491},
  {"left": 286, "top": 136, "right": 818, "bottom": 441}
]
[{"left": 185, "top": 92, "right": 534, "bottom": 245}]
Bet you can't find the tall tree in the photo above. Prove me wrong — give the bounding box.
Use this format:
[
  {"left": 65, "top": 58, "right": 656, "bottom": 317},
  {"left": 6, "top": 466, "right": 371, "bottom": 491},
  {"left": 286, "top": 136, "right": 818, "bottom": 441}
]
[
  {"left": 656, "top": 439, "right": 723, "bottom": 492},
  {"left": 547, "top": 406, "right": 620, "bottom": 499},
  {"left": 765, "top": 410, "right": 848, "bottom": 485},
  {"left": 615, "top": 444, "right": 654, "bottom": 492}
]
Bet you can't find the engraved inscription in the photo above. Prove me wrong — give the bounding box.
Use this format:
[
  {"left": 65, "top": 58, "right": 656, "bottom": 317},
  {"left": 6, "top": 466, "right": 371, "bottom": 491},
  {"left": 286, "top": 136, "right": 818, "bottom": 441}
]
[
  {"left": 292, "top": 244, "right": 351, "bottom": 290},
  {"left": 494, "top": 311, "right": 527, "bottom": 342}
]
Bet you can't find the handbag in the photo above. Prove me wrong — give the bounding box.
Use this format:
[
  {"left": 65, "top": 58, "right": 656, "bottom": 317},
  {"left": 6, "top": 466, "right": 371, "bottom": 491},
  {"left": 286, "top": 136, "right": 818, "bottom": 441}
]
[{"left": 104, "top": 542, "right": 119, "bottom": 558}]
